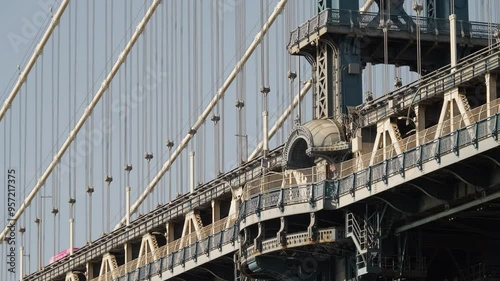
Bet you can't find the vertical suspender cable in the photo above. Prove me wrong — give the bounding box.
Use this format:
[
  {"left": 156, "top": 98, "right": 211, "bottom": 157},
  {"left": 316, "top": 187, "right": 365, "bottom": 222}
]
[
  {"left": 248, "top": 80, "right": 312, "bottom": 161},
  {"left": 198, "top": 0, "right": 205, "bottom": 182},
  {"left": 214, "top": 0, "right": 221, "bottom": 175},
  {"left": 137, "top": 2, "right": 143, "bottom": 215},
  {"left": 179, "top": 0, "right": 185, "bottom": 195},
  {"left": 109, "top": 0, "right": 114, "bottom": 229},
  {"left": 194, "top": 0, "right": 200, "bottom": 184},
  {"left": 0, "top": 0, "right": 70, "bottom": 123},
  {"left": 220, "top": 0, "right": 225, "bottom": 173},
  {"left": 119, "top": 1, "right": 124, "bottom": 217},
  {"left": 103, "top": 0, "right": 108, "bottom": 233},
  {"left": 153, "top": 1, "right": 159, "bottom": 204},
  {"left": 236, "top": 1, "right": 242, "bottom": 164},
  {"left": 275, "top": 6, "right": 281, "bottom": 145},
  {"left": 90, "top": 0, "right": 96, "bottom": 240},
  {"left": 211, "top": 0, "right": 217, "bottom": 176},
  {"left": 39, "top": 54, "right": 45, "bottom": 271},
  {"left": 118, "top": 0, "right": 289, "bottom": 227},
  {"left": 149, "top": 0, "right": 155, "bottom": 209},
  {"left": 188, "top": 0, "right": 193, "bottom": 155},
  {"left": 0, "top": 0, "right": 163, "bottom": 242},
  {"left": 51, "top": 9, "right": 57, "bottom": 257},
  {"left": 173, "top": 0, "right": 180, "bottom": 197},
  {"left": 70, "top": 0, "right": 77, "bottom": 254},
  {"left": 84, "top": 0, "right": 89, "bottom": 243},
  {"left": 20, "top": 65, "right": 28, "bottom": 280},
  {"left": 123, "top": 0, "right": 131, "bottom": 226},
  {"left": 166, "top": 0, "right": 172, "bottom": 202},
  {"left": 188, "top": 0, "right": 194, "bottom": 192},
  {"left": 488, "top": 0, "right": 492, "bottom": 47}
]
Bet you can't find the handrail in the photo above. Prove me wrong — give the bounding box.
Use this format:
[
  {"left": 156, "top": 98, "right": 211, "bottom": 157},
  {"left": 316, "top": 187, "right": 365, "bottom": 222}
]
[
  {"left": 289, "top": 8, "right": 500, "bottom": 49},
  {"left": 241, "top": 227, "right": 343, "bottom": 263},
  {"left": 341, "top": 98, "right": 500, "bottom": 177},
  {"left": 244, "top": 165, "right": 326, "bottom": 199},
  {"left": 89, "top": 217, "right": 230, "bottom": 281},
  {"left": 347, "top": 213, "right": 366, "bottom": 250},
  {"left": 24, "top": 146, "right": 283, "bottom": 281},
  {"left": 359, "top": 41, "right": 500, "bottom": 127},
  {"left": 338, "top": 98, "right": 500, "bottom": 197}
]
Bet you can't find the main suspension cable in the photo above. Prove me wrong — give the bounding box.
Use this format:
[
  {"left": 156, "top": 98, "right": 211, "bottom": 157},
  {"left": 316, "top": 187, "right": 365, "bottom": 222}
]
[{"left": 0, "top": 0, "right": 164, "bottom": 243}]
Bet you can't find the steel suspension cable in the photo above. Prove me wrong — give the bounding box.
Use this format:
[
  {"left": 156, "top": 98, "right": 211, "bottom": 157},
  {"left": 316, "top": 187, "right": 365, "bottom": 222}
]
[
  {"left": 0, "top": 0, "right": 70, "bottom": 123},
  {"left": 214, "top": 0, "right": 221, "bottom": 176},
  {"left": 167, "top": 0, "right": 173, "bottom": 202},
  {"left": 90, "top": 0, "right": 96, "bottom": 240},
  {"left": 39, "top": 53, "right": 45, "bottom": 271},
  {"left": 20, "top": 63, "right": 28, "bottom": 278},
  {"left": 155, "top": 3, "right": 160, "bottom": 204},
  {"left": 220, "top": 0, "right": 225, "bottom": 173},
  {"left": 174, "top": 0, "right": 179, "bottom": 197},
  {"left": 0, "top": 0, "right": 163, "bottom": 243},
  {"left": 70, "top": 0, "right": 77, "bottom": 254},
  {"left": 118, "top": 0, "right": 289, "bottom": 227},
  {"left": 194, "top": 0, "right": 200, "bottom": 185},
  {"left": 249, "top": 80, "right": 313, "bottom": 160},
  {"left": 197, "top": 0, "right": 204, "bottom": 184},
  {"left": 118, "top": 1, "right": 124, "bottom": 219}
]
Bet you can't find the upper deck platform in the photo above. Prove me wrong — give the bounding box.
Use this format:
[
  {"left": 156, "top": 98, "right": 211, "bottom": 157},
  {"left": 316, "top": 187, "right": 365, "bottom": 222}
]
[{"left": 289, "top": 8, "right": 499, "bottom": 72}]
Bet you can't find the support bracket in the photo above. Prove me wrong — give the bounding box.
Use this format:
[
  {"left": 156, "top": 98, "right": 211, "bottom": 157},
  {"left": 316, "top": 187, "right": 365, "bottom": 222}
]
[
  {"left": 307, "top": 213, "right": 318, "bottom": 241},
  {"left": 277, "top": 217, "right": 288, "bottom": 246}
]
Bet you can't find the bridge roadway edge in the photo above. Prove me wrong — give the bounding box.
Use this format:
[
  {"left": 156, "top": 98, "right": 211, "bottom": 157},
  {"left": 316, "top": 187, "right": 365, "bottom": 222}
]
[
  {"left": 23, "top": 147, "right": 283, "bottom": 281},
  {"left": 339, "top": 125, "right": 500, "bottom": 207}
]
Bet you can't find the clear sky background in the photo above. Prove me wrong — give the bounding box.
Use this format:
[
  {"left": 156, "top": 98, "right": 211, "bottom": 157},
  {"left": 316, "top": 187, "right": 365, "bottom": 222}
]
[{"left": 0, "top": 0, "right": 498, "bottom": 279}]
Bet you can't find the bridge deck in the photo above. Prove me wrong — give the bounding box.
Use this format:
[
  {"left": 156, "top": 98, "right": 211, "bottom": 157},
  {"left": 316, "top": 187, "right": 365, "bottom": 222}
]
[
  {"left": 109, "top": 101, "right": 500, "bottom": 281},
  {"left": 23, "top": 148, "right": 283, "bottom": 281},
  {"left": 338, "top": 101, "right": 500, "bottom": 207},
  {"left": 30, "top": 89, "right": 500, "bottom": 281},
  {"left": 30, "top": 95, "right": 500, "bottom": 280}
]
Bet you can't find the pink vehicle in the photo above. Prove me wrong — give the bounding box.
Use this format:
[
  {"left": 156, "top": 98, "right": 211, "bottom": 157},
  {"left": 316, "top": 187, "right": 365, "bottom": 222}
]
[{"left": 49, "top": 248, "right": 79, "bottom": 264}]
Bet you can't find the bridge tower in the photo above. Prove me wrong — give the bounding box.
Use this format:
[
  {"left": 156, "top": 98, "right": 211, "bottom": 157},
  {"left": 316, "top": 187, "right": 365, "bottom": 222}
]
[
  {"left": 427, "top": 0, "right": 469, "bottom": 21},
  {"left": 313, "top": 0, "right": 363, "bottom": 120}
]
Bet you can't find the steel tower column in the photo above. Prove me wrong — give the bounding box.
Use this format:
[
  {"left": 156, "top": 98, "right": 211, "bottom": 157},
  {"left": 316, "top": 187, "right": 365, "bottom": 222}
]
[
  {"left": 314, "top": 0, "right": 363, "bottom": 120},
  {"left": 434, "top": 0, "right": 469, "bottom": 21}
]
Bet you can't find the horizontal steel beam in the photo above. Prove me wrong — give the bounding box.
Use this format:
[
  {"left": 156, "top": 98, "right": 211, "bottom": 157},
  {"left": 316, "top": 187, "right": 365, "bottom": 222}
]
[{"left": 395, "top": 190, "right": 500, "bottom": 233}]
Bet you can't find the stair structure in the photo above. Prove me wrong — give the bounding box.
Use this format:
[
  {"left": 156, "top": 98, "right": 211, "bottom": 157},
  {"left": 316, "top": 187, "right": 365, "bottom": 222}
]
[{"left": 346, "top": 212, "right": 381, "bottom": 277}]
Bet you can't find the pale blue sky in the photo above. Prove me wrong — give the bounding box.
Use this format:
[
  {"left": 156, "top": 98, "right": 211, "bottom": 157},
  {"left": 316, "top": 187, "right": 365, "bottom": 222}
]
[
  {"left": 0, "top": 1, "right": 316, "bottom": 278},
  {"left": 0, "top": 0, "right": 498, "bottom": 279}
]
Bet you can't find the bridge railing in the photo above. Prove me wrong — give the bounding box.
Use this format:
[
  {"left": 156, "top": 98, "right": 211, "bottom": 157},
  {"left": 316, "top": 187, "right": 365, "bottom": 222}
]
[
  {"left": 338, "top": 98, "right": 500, "bottom": 196},
  {"left": 358, "top": 40, "right": 500, "bottom": 127},
  {"left": 240, "top": 180, "right": 334, "bottom": 220},
  {"left": 377, "top": 256, "right": 426, "bottom": 273},
  {"left": 341, "top": 98, "right": 500, "bottom": 178},
  {"left": 244, "top": 165, "right": 327, "bottom": 199},
  {"left": 89, "top": 217, "right": 230, "bottom": 281},
  {"left": 242, "top": 227, "right": 344, "bottom": 262},
  {"left": 289, "top": 8, "right": 499, "bottom": 49}
]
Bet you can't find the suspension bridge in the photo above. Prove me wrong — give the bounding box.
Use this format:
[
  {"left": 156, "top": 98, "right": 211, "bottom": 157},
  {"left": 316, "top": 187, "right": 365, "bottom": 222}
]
[{"left": 1, "top": 0, "right": 500, "bottom": 280}]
